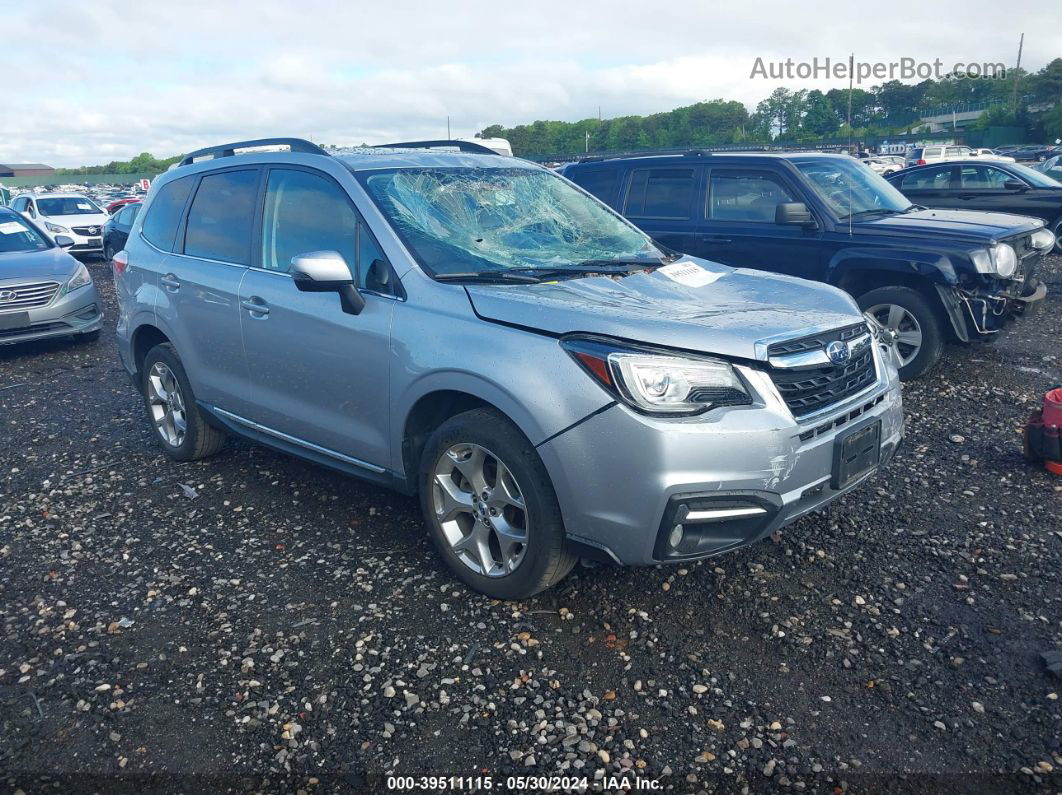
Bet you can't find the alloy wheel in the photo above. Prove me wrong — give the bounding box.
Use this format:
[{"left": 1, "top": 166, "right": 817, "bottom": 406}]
[
  {"left": 147, "top": 362, "right": 187, "bottom": 447},
  {"left": 432, "top": 442, "right": 528, "bottom": 577},
  {"left": 865, "top": 303, "right": 923, "bottom": 369}
]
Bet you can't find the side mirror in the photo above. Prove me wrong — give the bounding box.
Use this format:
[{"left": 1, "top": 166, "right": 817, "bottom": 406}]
[
  {"left": 54, "top": 235, "right": 75, "bottom": 249},
  {"left": 1003, "top": 179, "right": 1027, "bottom": 191},
  {"left": 291, "top": 250, "right": 365, "bottom": 315},
  {"left": 775, "top": 202, "right": 815, "bottom": 227}
]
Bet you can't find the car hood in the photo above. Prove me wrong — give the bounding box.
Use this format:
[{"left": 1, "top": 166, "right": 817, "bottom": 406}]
[
  {"left": 43, "top": 213, "right": 109, "bottom": 229},
  {"left": 0, "top": 246, "right": 78, "bottom": 284},
  {"left": 860, "top": 208, "right": 1045, "bottom": 242},
  {"left": 465, "top": 258, "right": 861, "bottom": 362}
]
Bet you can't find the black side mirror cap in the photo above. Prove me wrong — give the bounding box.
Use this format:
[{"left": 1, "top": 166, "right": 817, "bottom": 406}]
[
  {"left": 54, "top": 235, "right": 75, "bottom": 249},
  {"left": 775, "top": 202, "right": 815, "bottom": 227},
  {"left": 1003, "top": 180, "right": 1027, "bottom": 191}
]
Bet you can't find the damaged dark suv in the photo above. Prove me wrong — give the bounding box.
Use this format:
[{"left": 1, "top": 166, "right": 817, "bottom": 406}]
[{"left": 563, "top": 152, "right": 1052, "bottom": 379}]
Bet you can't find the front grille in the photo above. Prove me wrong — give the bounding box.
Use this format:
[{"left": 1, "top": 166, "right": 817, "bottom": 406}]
[
  {"left": 72, "top": 226, "right": 102, "bottom": 236},
  {"left": 0, "top": 321, "right": 69, "bottom": 339},
  {"left": 0, "top": 281, "right": 61, "bottom": 312},
  {"left": 767, "top": 323, "right": 878, "bottom": 418},
  {"left": 766, "top": 322, "right": 866, "bottom": 355}
]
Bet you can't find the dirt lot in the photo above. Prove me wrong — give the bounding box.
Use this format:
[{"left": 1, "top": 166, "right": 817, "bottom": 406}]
[{"left": 1, "top": 255, "right": 1059, "bottom": 794}]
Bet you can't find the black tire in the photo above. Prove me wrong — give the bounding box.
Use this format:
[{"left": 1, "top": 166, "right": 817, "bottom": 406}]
[
  {"left": 419, "top": 408, "right": 576, "bottom": 599},
  {"left": 858, "top": 285, "right": 945, "bottom": 381},
  {"left": 141, "top": 343, "right": 226, "bottom": 461},
  {"left": 103, "top": 243, "right": 115, "bottom": 262}
]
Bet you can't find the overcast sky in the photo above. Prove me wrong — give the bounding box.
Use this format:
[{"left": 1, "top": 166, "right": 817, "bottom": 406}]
[{"left": 2, "top": 0, "right": 1054, "bottom": 167}]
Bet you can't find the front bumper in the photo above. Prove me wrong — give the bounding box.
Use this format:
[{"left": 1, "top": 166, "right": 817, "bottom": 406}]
[
  {"left": 45, "top": 227, "right": 104, "bottom": 253},
  {"left": 538, "top": 344, "right": 904, "bottom": 566},
  {"left": 0, "top": 284, "right": 103, "bottom": 346}
]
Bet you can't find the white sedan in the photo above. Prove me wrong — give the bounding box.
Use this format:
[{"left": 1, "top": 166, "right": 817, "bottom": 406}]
[
  {"left": 9, "top": 192, "right": 110, "bottom": 254},
  {"left": 970, "top": 148, "right": 1017, "bottom": 163}
]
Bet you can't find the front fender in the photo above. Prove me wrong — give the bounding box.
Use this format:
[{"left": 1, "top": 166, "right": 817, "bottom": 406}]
[{"left": 826, "top": 246, "right": 960, "bottom": 286}]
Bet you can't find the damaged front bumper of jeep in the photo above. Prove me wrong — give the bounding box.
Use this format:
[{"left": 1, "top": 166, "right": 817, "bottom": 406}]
[{"left": 936, "top": 272, "right": 1047, "bottom": 341}]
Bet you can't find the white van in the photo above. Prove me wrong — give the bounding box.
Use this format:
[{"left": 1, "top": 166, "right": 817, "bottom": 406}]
[{"left": 905, "top": 145, "right": 973, "bottom": 167}]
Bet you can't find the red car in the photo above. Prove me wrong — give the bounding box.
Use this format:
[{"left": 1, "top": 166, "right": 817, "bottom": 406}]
[{"left": 106, "top": 197, "right": 141, "bottom": 214}]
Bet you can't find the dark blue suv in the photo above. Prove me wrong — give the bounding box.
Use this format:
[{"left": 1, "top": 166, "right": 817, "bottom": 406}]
[{"left": 563, "top": 152, "right": 1052, "bottom": 380}]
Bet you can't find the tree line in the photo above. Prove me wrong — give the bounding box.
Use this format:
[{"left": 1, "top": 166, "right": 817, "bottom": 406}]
[{"left": 479, "top": 58, "right": 1062, "bottom": 156}]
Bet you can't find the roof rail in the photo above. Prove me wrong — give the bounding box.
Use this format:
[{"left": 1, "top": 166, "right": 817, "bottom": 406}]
[
  {"left": 178, "top": 138, "right": 328, "bottom": 167},
  {"left": 373, "top": 139, "right": 499, "bottom": 155}
]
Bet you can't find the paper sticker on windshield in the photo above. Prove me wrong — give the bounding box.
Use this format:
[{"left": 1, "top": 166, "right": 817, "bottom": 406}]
[
  {"left": 76, "top": 202, "right": 92, "bottom": 210},
  {"left": 0, "top": 221, "right": 25, "bottom": 235},
  {"left": 658, "top": 261, "right": 723, "bottom": 288}
]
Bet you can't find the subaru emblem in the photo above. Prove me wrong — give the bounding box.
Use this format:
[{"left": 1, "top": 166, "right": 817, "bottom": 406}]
[{"left": 826, "top": 340, "right": 850, "bottom": 366}]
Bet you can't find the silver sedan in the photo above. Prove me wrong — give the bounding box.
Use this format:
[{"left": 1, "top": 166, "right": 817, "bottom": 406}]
[{"left": 0, "top": 208, "right": 102, "bottom": 346}]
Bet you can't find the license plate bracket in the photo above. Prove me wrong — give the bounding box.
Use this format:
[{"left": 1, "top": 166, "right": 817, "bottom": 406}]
[
  {"left": 831, "top": 418, "right": 882, "bottom": 489},
  {"left": 0, "top": 311, "right": 31, "bottom": 332}
]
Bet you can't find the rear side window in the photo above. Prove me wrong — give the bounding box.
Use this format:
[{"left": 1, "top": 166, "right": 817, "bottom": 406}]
[
  {"left": 184, "top": 169, "right": 259, "bottom": 264},
  {"left": 908, "top": 149, "right": 923, "bottom": 159},
  {"left": 568, "top": 168, "right": 619, "bottom": 205},
  {"left": 141, "top": 177, "right": 193, "bottom": 251},
  {"left": 901, "top": 168, "right": 951, "bottom": 190},
  {"left": 624, "top": 168, "right": 695, "bottom": 219}
]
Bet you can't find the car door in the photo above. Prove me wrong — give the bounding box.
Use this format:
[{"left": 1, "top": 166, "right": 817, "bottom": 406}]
[
  {"left": 893, "top": 165, "right": 956, "bottom": 206},
  {"left": 237, "top": 166, "right": 396, "bottom": 470},
  {"left": 696, "top": 167, "right": 823, "bottom": 280},
  {"left": 155, "top": 167, "right": 259, "bottom": 412},
  {"left": 618, "top": 165, "right": 702, "bottom": 255},
  {"left": 949, "top": 165, "right": 1036, "bottom": 214}
]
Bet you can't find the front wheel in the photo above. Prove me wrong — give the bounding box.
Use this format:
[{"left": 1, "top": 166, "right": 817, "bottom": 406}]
[
  {"left": 419, "top": 408, "right": 576, "bottom": 599},
  {"left": 858, "top": 285, "right": 945, "bottom": 381}
]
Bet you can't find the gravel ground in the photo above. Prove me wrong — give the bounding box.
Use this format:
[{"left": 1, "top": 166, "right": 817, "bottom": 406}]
[{"left": 1, "top": 255, "right": 1060, "bottom": 794}]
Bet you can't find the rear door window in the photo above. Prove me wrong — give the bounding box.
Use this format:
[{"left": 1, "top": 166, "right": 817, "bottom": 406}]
[
  {"left": 901, "top": 167, "right": 952, "bottom": 190},
  {"left": 183, "top": 169, "right": 260, "bottom": 264},
  {"left": 624, "top": 168, "right": 696, "bottom": 219},
  {"left": 708, "top": 171, "right": 796, "bottom": 222},
  {"left": 568, "top": 168, "right": 620, "bottom": 206},
  {"left": 141, "top": 176, "right": 194, "bottom": 251}
]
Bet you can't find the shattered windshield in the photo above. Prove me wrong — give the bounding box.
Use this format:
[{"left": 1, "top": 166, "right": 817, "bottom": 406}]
[
  {"left": 795, "top": 158, "right": 912, "bottom": 219},
  {"left": 360, "top": 167, "right": 663, "bottom": 277}
]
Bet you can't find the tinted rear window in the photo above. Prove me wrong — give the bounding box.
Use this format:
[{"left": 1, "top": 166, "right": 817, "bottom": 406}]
[
  {"left": 568, "top": 168, "right": 620, "bottom": 205},
  {"left": 908, "top": 149, "right": 923, "bottom": 159},
  {"left": 184, "top": 169, "right": 259, "bottom": 264},
  {"left": 141, "top": 177, "right": 193, "bottom": 251},
  {"left": 624, "top": 168, "right": 695, "bottom": 219}
]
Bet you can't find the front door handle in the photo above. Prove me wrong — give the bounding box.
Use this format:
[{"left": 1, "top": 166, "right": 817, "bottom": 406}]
[
  {"left": 700, "top": 234, "right": 732, "bottom": 244},
  {"left": 241, "top": 298, "right": 270, "bottom": 316},
  {"left": 160, "top": 274, "right": 180, "bottom": 291}
]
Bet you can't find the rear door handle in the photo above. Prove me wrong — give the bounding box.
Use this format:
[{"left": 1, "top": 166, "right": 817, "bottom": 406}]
[
  {"left": 699, "top": 234, "right": 732, "bottom": 244},
  {"left": 160, "top": 274, "right": 180, "bottom": 291},
  {"left": 240, "top": 298, "right": 270, "bottom": 316}
]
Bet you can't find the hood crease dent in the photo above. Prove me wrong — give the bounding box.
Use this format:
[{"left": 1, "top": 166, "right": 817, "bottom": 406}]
[{"left": 465, "top": 258, "right": 862, "bottom": 361}]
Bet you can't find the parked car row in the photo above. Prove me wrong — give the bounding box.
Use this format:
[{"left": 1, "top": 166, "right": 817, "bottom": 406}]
[{"left": 1, "top": 137, "right": 1054, "bottom": 599}]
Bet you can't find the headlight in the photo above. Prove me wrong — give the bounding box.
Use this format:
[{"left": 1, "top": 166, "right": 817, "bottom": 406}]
[
  {"left": 562, "top": 336, "right": 751, "bottom": 416},
  {"left": 969, "top": 244, "right": 1018, "bottom": 278},
  {"left": 1031, "top": 228, "right": 1056, "bottom": 250},
  {"left": 45, "top": 221, "right": 69, "bottom": 234},
  {"left": 992, "top": 243, "right": 1018, "bottom": 278},
  {"left": 67, "top": 263, "right": 92, "bottom": 291}
]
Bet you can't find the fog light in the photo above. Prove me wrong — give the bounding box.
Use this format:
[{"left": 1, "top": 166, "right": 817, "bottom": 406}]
[{"left": 668, "top": 524, "right": 685, "bottom": 548}]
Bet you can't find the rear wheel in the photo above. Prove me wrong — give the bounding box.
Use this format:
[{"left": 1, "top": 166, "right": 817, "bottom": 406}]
[
  {"left": 419, "top": 408, "right": 576, "bottom": 599},
  {"left": 858, "top": 285, "right": 945, "bottom": 381},
  {"left": 141, "top": 343, "right": 226, "bottom": 461}
]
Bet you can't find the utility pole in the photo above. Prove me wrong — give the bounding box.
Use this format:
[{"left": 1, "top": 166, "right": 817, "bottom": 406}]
[
  {"left": 446, "top": 116, "right": 451, "bottom": 139},
  {"left": 1010, "top": 33, "right": 1024, "bottom": 111},
  {"left": 846, "top": 53, "right": 854, "bottom": 153},
  {"left": 598, "top": 106, "right": 601, "bottom": 121},
  {"left": 585, "top": 130, "right": 590, "bottom": 153}
]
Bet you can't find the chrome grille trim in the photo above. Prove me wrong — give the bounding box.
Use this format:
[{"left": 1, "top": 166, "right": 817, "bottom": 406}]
[{"left": 0, "top": 281, "right": 62, "bottom": 312}]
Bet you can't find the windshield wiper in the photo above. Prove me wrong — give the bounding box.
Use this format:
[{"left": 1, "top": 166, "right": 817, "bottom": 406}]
[
  {"left": 434, "top": 271, "right": 544, "bottom": 284},
  {"left": 839, "top": 208, "right": 903, "bottom": 221},
  {"left": 571, "top": 257, "right": 668, "bottom": 270}
]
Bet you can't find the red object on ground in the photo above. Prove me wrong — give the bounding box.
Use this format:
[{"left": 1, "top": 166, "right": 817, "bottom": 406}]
[
  {"left": 1047, "top": 460, "right": 1062, "bottom": 475},
  {"left": 1043, "top": 388, "right": 1062, "bottom": 427}
]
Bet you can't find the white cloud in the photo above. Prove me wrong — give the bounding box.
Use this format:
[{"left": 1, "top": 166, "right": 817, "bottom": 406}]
[{"left": 0, "top": 0, "right": 1050, "bottom": 166}]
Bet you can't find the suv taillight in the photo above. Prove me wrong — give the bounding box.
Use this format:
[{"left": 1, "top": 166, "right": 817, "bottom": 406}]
[
  {"left": 917, "top": 159, "right": 926, "bottom": 165},
  {"left": 112, "top": 250, "right": 129, "bottom": 275}
]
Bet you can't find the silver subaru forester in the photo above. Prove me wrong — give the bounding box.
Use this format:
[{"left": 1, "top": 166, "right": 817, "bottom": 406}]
[{"left": 113, "top": 138, "right": 903, "bottom": 598}]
